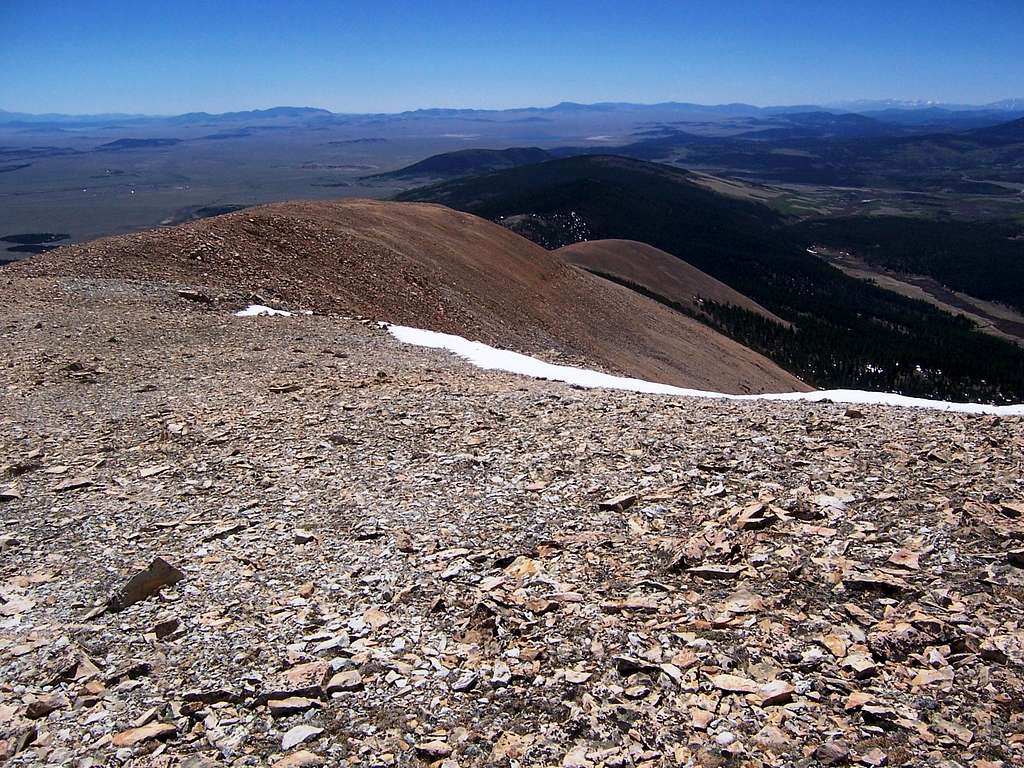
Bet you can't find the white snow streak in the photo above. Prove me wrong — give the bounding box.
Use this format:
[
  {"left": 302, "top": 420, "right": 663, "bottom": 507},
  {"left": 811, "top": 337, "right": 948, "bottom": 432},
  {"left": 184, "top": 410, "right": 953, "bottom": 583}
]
[
  {"left": 235, "top": 304, "right": 294, "bottom": 317},
  {"left": 386, "top": 324, "right": 1024, "bottom": 416}
]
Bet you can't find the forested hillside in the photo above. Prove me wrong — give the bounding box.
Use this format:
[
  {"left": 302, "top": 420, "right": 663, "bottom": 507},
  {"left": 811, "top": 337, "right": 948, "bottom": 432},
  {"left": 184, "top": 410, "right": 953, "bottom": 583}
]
[
  {"left": 791, "top": 216, "right": 1024, "bottom": 313},
  {"left": 400, "top": 156, "right": 1024, "bottom": 403}
]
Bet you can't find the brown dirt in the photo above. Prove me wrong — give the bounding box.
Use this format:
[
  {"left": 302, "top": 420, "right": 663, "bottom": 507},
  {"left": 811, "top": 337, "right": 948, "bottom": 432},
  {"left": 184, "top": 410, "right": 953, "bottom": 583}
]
[
  {"left": 557, "top": 238, "right": 788, "bottom": 326},
  {"left": 10, "top": 198, "right": 806, "bottom": 394}
]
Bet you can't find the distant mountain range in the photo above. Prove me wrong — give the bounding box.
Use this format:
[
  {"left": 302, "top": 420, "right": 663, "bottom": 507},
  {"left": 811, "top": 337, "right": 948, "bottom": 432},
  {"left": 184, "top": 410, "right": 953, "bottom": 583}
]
[
  {"left": 826, "top": 98, "right": 1024, "bottom": 112},
  {"left": 370, "top": 109, "right": 1024, "bottom": 189},
  {"left": 2, "top": 99, "right": 1023, "bottom": 125}
]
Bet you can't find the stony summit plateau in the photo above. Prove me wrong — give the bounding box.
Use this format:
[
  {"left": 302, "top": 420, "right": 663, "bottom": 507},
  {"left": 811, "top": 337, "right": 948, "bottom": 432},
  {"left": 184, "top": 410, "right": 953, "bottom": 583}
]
[{"left": 1, "top": 205, "right": 1023, "bottom": 767}]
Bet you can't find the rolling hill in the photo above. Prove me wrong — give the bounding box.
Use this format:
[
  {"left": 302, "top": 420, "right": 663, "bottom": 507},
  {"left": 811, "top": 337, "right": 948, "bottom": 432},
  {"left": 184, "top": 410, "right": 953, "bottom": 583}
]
[
  {"left": 556, "top": 239, "right": 786, "bottom": 325},
  {"left": 398, "top": 155, "right": 1024, "bottom": 403},
  {"left": 373, "top": 147, "right": 552, "bottom": 180},
  {"left": 610, "top": 113, "right": 1024, "bottom": 186},
  {"left": 12, "top": 198, "right": 805, "bottom": 394},
  {"left": 967, "top": 115, "right": 1024, "bottom": 144}
]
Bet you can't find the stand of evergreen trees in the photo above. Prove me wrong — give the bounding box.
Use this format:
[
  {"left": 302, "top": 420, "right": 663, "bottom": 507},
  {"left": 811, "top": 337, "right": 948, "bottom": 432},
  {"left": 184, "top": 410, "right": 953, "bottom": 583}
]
[{"left": 400, "top": 156, "right": 1024, "bottom": 404}]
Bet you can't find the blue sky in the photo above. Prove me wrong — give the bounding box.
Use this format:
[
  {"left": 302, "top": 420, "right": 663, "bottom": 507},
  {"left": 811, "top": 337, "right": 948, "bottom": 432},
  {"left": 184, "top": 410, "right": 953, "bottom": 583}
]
[{"left": 2, "top": 0, "right": 1022, "bottom": 114}]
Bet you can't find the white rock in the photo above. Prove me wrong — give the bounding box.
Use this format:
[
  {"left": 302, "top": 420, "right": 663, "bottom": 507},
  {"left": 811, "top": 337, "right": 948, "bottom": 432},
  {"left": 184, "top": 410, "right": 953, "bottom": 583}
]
[{"left": 281, "top": 725, "right": 323, "bottom": 751}]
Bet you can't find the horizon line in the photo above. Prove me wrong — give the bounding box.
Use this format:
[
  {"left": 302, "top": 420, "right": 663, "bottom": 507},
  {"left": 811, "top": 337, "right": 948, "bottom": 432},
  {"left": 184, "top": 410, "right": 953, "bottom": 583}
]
[{"left": 3, "top": 96, "right": 1024, "bottom": 120}]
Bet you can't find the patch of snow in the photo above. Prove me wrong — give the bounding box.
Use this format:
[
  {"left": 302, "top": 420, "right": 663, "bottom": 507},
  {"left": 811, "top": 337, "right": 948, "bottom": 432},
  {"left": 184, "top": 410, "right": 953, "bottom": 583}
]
[
  {"left": 385, "top": 324, "right": 1024, "bottom": 416},
  {"left": 235, "top": 304, "right": 293, "bottom": 317},
  {"left": 234, "top": 305, "right": 312, "bottom": 317}
]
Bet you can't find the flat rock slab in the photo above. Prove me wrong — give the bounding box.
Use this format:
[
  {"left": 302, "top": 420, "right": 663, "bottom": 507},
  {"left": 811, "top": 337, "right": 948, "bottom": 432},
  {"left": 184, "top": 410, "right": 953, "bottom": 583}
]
[
  {"left": 111, "top": 722, "right": 176, "bottom": 747},
  {"left": 107, "top": 557, "right": 184, "bottom": 612}
]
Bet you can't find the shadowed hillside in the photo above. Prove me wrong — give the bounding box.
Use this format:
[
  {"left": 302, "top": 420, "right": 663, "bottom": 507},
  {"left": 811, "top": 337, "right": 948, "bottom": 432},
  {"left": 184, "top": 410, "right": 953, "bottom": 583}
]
[
  {"left": 399, "top": 155, "right": 1024, "bottom": 403},
  {"left": 373, "top": 147, "right": 552, "bottom": 180}
]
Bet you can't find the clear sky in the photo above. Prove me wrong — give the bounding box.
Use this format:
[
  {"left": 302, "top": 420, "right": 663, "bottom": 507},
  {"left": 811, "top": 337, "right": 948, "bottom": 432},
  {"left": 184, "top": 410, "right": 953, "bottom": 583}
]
[{"left": 2, "top": 0, "right": 1022, "bottom": 115}]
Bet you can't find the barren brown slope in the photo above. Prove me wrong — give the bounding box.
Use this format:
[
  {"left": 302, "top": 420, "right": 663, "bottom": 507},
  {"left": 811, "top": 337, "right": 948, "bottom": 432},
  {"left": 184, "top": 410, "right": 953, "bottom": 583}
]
[
  {"left": 558, "top": 239, "right": 787, "bottom": 325},
  {"left": 12, "top": 198, "right": 806, "bottom": 394}
]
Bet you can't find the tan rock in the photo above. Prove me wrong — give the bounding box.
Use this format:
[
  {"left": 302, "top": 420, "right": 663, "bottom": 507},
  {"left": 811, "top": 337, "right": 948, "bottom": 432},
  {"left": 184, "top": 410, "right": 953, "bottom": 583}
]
[
  {"left": 821, "top": 634, "right": 848, "bottom": 658},
  {"left": 415, "top": 740, "right": 453, "bottom": 759},
  {"left": 887, "top": 548, "right": 920, "bottom": 570},
  {"left": 691, "top": 708, "right": 714, "bottom": 730},
  {"left": 489, "top": 731, "right": 535, "bottom": 762},
  {"left": 844, "top": 691, "right": 873, "bottom": 711},
  {"left": 107, "top": 557, "right": 184, "bottom": 612},
  {"left": 598, "top": 492, "right": 638, "bottom": 512},
  {"left": 325, "top": 669, "right": 363, "bottom": 693},
  {"left": 111, "top": 722, "right": 176, "bottom": 747},
  {"left": 842, "top": 652, "right": 877, "bottom": 679},
  {"left": 910, "top": 667, "right": 953, "bottom": 687},
  {"left": 266, "top": 661, "right": 331, "bottom": 699},
  {"left": 758, "top": 680, "right": 795, "bottom": 706},
  {"left": 754, "top": 724, "right": 789, "bottom": 752},
  {"left": 722, "top": 590, "right": 765, "bottom": 614},
  {"left": 710, "top": 673, "right": 760, "bottom": 694},
  {"left": 271, "top": 751, "right": 325, "bottom": 768}
]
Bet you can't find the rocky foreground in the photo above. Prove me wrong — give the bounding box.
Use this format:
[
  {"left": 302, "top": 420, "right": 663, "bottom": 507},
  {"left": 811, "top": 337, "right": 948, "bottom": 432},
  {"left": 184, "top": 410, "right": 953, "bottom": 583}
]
[{"left": 1, "top": 276, "right": 1023, "bottom": 768}]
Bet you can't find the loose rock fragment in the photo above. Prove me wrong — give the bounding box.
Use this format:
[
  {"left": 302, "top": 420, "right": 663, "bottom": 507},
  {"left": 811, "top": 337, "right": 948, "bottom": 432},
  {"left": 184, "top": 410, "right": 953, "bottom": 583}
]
[
  {"left": 111, "top": 722, "right": 176, "bottom": 747},
  {"left": 415, "top": 740, "right": 453, "bottom": 759},
  {"left": 451, "top": 671, "right": 478, "bottom": 691},
  {"left": 755, "top": 724, "right": 789, "bottom": 752},
  {"left": 598, "top": 491, "right": 638, "bottom": 512},
  {"left": 151, "top": 615, "right": 180, "bottom": 639},
  {"left": 281, "top": 725, "right": 323, "bottom": 750},
  {"left": 842, "top": 651, "right": 878, "bottom": 679},
  {"left": 325, "top": 670, "right": 363, "bottom": 693},
  {"left": 688, "top": 565, "right": 744, "bottom": 580},
  {"left": 887, "top": 547, "right": 920, "bottom": 570},
  {"left": 53, "top": 477, "right": 92, "bottom": 492},
  {"left": 711, "top": 673, "right": 760, "bottom": 694},
  {"left": 202, "top": 520, "right": 246, "bottom": 541},
  {"left": 268, "top": 697, "right": 319, "bottom": 717},
  {"left": 265, "top": 662, "right": 331, "bottom": 700},
  {"left": 24, "top": 694, "right": 66, "bottom": 720},
  {"left": 815, "top": 740, "right": 851, "bottom": 765},
  {"left": 758, "top": 680, "right": 794, "bottom": 706},
  {"left": 0, "top": 486, "right": 22, "bottom": 502},
  {"left": 107, "top": 557, "right": 184, "bottom": 612},
  {"left": 860, "top": 747, "right": 888, "bottom": 766},
  {"left": 271, "top": 751, "right": 325, "bottom": 768},
  {"left": 842, "top": 571, "right": 907, "bottom": 595}
]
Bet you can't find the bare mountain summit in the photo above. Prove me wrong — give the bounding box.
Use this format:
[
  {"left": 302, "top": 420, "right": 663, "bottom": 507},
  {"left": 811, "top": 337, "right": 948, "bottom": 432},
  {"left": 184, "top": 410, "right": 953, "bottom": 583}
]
[
  {"left": 14, "top": 198, "right": 804, "bottom": 394},
  {"left": 0, "top": 269, "right": 1021, "bottom": 767}
]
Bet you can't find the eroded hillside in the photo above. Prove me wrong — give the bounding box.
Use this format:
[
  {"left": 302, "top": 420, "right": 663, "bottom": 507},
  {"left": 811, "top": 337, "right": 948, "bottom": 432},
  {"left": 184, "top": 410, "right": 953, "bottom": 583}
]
[{"left": 11, "top": 199, "right": 803, "bottom": 396}]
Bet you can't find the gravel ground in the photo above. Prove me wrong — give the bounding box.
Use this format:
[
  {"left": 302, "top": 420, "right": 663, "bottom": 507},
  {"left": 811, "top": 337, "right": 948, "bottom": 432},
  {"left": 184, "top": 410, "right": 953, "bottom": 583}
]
[{"left": 1, "top": 276, "right": 1023, "bottom": 768}]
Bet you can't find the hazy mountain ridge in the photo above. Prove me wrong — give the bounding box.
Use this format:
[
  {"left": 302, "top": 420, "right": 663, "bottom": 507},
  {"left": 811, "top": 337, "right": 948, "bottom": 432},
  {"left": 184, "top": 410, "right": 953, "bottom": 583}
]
[{"left": 4, "top": 98, "right": 1023, "bottom": 126}]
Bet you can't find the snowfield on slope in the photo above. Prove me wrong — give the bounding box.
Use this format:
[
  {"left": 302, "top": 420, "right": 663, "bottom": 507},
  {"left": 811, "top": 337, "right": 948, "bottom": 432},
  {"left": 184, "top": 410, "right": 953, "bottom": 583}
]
[{"left": 385, "top": 324, "right": 1024, "bottom": 416}]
